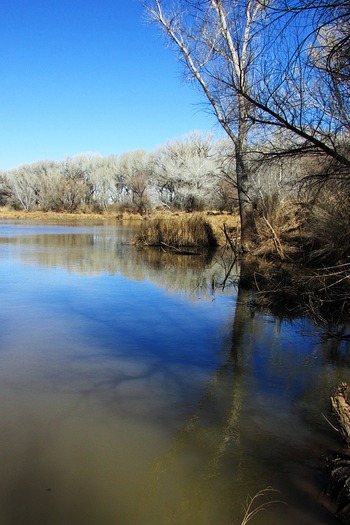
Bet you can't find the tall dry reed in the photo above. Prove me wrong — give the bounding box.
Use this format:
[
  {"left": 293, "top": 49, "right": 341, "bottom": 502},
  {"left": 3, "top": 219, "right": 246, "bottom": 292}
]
[{"left": 134, "top": 214, "right": 218, "bottom": 247}]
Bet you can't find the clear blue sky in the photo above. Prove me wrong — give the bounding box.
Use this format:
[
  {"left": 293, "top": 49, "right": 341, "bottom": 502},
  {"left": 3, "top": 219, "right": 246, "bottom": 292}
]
[{"left": 0, "top": 0, "right": 218, "bottom": 170}]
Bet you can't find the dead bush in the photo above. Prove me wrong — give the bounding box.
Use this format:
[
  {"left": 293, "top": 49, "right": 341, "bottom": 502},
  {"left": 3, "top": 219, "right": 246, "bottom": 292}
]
[
  {"left": 302, "top": 187, "right": 350, "bottom": 265},
  {"left": 251, "top": 195, "right": 303, "bottom": 260}
]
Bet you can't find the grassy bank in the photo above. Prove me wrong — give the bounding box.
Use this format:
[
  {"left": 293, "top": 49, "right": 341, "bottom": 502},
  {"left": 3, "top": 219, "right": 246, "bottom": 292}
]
[
  {"left": 0, "top": 207, "right": 239, "bottom": 246},
  {"left": 2, "top": 195, "right": 348, "bottom": 264},
  {"left": 0, "top": 207, "right": 142, "bottom": 221}
]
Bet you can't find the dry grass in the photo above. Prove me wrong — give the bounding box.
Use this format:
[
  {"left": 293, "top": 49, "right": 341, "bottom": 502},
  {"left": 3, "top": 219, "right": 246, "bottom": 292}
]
[
  {"left": 205, "top": 212, "right": 240, "bottom": 246},
  {"left": 0, "top": 205, "right": 237, "bottom": 224},
  {"left": 251, "top": 196, "right": 303, "bottom": 261},
  {"left": 248, "top": 189, "right": 350, "bottom": 267},
  {"left": 302, "top": 188, "right": 350, "bottom": 265},
  {"left": 134, "top": 213, "right": 219, "bottom": 247},
  {"left": 0, "top": 207, "right": 143, "bottom": 222},
  {"left": 238, "top": 488, "right": 283, "bottom": 525}
]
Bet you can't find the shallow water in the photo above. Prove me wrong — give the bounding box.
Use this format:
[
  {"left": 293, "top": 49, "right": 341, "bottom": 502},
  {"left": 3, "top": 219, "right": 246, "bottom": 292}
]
[{"left": 0, "top": 219, "right": 348, "bottom": 525}]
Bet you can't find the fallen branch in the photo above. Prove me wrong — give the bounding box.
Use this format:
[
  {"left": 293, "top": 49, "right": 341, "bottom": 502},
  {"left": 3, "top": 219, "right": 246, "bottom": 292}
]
[
  {"left": 262, "top": 215, "right": 288, "bottom": 261},
  {"left": 222, "top": 223, "right": 238, "bottom": 257},
  {"left": 159, "top": 241, "right": 202, "bottom": 256}
]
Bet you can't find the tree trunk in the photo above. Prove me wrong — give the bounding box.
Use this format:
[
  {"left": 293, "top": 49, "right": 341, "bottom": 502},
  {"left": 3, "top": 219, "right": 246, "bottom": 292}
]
[{"left": 235, "top": 97, "right": 255, "bottom": 253}]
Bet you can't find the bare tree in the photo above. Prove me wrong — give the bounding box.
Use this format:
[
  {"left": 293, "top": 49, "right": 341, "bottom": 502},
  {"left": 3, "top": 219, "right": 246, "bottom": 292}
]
[
  {"left": 32, "top": 160, "right": 61, "bottom": 211},
  {"left": 245, "top": 0, "right": 350, "bottom": 172},
  {"left": 5, "top": 165, "right": 40, "bottom": 210},
  {"left": 143, "top": 0, "right": 350, "bottom": 248},
  {"left": 0, "top": 172, "right": 12, "bottom": 206},
  {"left": 152, "top": 132, "right": 219, "bottom": 211},
  {"left": 143, "top": 0, "right": 269, "bottom": 250},
  {"left": 117, "top": 150, "right": 152, "bottom": 213},
  {"left": 38, "top": 156, "right": 95, "bottom": 212},
  {"left": 83, "top": 155, "right": 119, "bottom": 211}
]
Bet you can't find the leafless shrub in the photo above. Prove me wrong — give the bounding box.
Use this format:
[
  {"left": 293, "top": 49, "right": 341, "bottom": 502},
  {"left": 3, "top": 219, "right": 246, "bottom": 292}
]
[
  {"left": 302, "top": 186, "right": 350, "bottom": 265},
  {"left": 249, "top": 262, "right": 350, "bottom": 325},
  {"left": 251, "top": 195, "right": 303, "bottom": 260}
]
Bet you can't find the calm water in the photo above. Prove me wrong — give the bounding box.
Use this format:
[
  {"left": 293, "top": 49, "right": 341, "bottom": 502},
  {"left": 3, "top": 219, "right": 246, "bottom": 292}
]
[{"left": 0, "top": 219, "right": 348, "bottom": 525}]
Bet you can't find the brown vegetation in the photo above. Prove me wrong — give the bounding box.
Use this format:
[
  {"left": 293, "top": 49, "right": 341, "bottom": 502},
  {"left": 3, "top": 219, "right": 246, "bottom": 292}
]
[
  {"left": 250, "top": 194, "right": 303, "bottom": 261},
  {"left": 236, "top": 187, "right": 350, "bottom": 326},
  {"left": 134, "top": 214, "right": 219, "bottom": 248},
  {"left": 331, "top": 384, "right": 350, "bottom": 446},
  {"left": 0, "top": 206, "right": 143, "bottom": 222},
  {"left": 245, "top": 260, "right": 350, "bottom": 326},
  {"left": 302, "top": 187, "right": 350, "bottom": 266},
  {"left": 242, "top": 187, "right": 350, "bottom": 267},
  {"left": 324, "top": 384, "right": 350, "bottom": 524}
]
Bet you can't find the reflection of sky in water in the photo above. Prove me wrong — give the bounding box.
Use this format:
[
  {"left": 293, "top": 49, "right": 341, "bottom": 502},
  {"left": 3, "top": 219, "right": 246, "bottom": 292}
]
[
  {"left": 251, "top": 317, "right": 319, "bottom": 396},
  {"left": 0, "top": 223, "right": 349, "bottom": 525},
  {"left": 0, "top": 252, "right": 235, "bottom": 426},
  {"left": 0, "top": 221, "right": 93, "bottom": 237}
]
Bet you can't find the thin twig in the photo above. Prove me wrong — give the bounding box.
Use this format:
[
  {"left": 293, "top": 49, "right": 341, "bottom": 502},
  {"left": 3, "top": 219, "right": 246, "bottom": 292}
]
[
  {"left": 238, "top": 488, "right": 285, "bottom": 525},
  {"left": 322, "top": 412, "right": 340, "bottom": 433}
]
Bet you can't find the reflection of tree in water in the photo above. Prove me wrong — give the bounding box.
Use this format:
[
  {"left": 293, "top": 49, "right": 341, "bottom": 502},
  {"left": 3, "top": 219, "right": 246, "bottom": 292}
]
[
  {"left": 135, "top": 278, "right": 350, "bottom": 525},
  {"left": 5, "top": 227, "right": 349, "bottom": 523},
  {"left": 8, "top": 229, "right": 238, "bottom": 298},
  {"left": 133, "top": 286, "right": 250, "bottom": 525}
]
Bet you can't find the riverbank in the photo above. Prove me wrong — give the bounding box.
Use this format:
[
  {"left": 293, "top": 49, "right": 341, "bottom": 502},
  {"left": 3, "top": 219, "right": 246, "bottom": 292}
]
[
  {"left": 0, "top": 208, "right": 139, "bottom": 221},
  {"left": 0, "top": 208, "right": 240, "bottom": 247}
]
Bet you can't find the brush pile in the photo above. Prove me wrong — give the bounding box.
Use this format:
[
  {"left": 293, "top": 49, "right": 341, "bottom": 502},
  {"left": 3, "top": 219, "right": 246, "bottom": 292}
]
[{"left": 247, "top": 262, "right": 350, "bottom": 325}]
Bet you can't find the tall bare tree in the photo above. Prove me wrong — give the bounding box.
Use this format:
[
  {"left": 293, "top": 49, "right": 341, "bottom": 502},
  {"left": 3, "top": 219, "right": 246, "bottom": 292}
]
[
  {"left": 117, "top": 150, "right": 152, "bottom": 214},
  {"left": 143, "top": 0, "right": 269, "bottom": 250},
  {"left": 143, "top": 0, "right": 350, "bottom": 248},
  {"left": 5, "top": 165, "right": 40, "bottom": 211}
]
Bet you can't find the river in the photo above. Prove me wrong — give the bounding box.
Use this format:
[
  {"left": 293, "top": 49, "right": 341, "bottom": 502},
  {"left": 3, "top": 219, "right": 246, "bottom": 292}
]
[{"left": 0, "top": 219, "right": 347, "bottom": 525}]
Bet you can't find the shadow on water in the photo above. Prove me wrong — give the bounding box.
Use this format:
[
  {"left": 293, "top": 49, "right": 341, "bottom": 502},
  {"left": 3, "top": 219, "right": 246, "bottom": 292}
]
[
  {"left": 0, "top": 221, "right": 348, "bottom": 524},
  {"left": 136, "top": 284, "right": 346, "bottom": 525}
]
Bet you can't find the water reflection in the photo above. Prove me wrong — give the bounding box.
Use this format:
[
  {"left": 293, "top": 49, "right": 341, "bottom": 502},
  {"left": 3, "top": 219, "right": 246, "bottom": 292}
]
[
  {"left": 0, "top": 221, "right": 347, "bottom": 524},
  {"left": 140, "top": 287, "right": 347, "bottom": 525},
  {"left": 0, "top": 221, "right": 234, "bottom": 298}
]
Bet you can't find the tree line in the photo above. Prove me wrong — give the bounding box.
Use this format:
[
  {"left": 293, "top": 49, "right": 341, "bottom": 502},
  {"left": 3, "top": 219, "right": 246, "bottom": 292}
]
[
  {"left": 1, "top": 0, "right": 348, "bottom": 264},
  {"left": 0, "top": 131, "right": 302, "bottom": 215}
]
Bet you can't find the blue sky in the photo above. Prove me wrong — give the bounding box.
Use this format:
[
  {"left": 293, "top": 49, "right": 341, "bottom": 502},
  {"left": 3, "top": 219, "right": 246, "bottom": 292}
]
[{"left": 0, "top": 0, "right": 218, "bottom": 170}]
